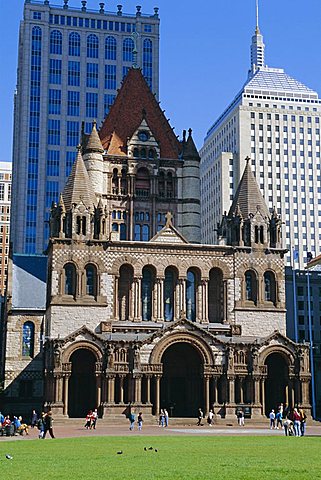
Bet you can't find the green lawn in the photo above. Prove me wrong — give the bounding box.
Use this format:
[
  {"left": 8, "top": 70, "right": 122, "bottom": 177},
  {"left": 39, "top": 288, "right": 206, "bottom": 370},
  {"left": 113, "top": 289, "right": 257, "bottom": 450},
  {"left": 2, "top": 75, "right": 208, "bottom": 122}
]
[{"left": 0, "top": 436, "right": 320, "bottom": 480}]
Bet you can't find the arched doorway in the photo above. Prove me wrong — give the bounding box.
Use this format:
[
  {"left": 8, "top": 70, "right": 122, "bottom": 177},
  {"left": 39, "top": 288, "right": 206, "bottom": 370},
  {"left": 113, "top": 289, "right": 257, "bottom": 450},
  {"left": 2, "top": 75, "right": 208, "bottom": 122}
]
[
  {"left": 68, "top": 349, "right": 96, "bottom": 418},
  {"left": 265, "top": 352, "right": 289, "bottom": 416},
  {"left": 161, "top": 343, "right": 203, "bottom": 417}
]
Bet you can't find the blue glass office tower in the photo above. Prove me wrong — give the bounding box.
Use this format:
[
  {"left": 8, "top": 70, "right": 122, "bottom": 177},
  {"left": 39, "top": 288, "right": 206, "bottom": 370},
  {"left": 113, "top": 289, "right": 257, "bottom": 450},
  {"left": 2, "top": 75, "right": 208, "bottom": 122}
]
[{"left": 11, "top": 0, "right": 160, "bottom": 254}]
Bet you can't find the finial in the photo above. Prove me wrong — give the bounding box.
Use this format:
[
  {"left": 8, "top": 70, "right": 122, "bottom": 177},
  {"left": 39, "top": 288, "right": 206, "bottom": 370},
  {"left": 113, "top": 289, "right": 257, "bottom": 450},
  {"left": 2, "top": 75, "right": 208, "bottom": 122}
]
[
  {"left": 188, "top": 128, "right": 192, "bottom": 138},
  {"left": 77, "top": 144, "right": 82, "bottom": 152},
  {"left": 99, "top": 2, "right": 104, "bottom": 13},
  {"left": 165, "top": 211, "right": 173, "bottom": 227},
  {"left": 245, "top": 156, "right": 251, "bottom": 164},
  {"left": 63, "top": 0, "right": 68, "bottom": 9},
  {"left": 81, "top": 1, "right": 87, "bottom": 11},
  {"left": 154, "top": 7, "right": 159, "bottom": 17},
  {"left": 117, "top": 4, "right": 122, "bottom": 15},
  {"left": 136, "top": 5, "right": 142, "bottom": 16},
  {"left": 182, "top": 130, "right": 186, "bottom": 142},
  {"left": 92, "top": 119, "right": 97, "bottom": 128}
]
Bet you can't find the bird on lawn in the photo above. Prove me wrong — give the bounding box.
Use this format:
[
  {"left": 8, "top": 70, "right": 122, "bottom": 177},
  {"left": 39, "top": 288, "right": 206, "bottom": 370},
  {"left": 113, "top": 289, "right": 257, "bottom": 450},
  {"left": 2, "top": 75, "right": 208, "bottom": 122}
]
[
  {"left": 6, "top": 455, "right": 13, "bottom": 460},
  {"left": 144, "top": 447, "right": 147, "bottom": 451},
  {"left": 117, "top": 451, "right": 123, "bottom": 455},
  {"left": 148, "top": 447, "right": 153, "bottom": 450}
]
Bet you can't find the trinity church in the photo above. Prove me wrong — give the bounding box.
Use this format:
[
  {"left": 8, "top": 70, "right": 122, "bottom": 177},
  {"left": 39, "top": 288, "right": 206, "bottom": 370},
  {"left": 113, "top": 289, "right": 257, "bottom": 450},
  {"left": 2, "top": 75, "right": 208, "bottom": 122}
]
[{"left": 2, "top": 69, "right": 311, "bottom": 419}]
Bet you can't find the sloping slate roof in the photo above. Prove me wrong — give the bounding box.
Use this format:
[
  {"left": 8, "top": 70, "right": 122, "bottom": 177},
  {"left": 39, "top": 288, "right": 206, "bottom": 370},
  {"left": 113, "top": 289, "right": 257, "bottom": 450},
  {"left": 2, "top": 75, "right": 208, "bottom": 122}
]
[
  {"left": 99, "top": 68, "right": 181, "bottom": 159},
  {"left": 244, "top": 68, "right": 318, "bottom": 95},
  {"left": 62, "top": 149, "right": 97, "bottom": 211},
  {"left": 229, "top": 160, "right": 270, "bottom": 219},
  {"left": 12, "top": 255, "right": 47, "bottom": 310}
]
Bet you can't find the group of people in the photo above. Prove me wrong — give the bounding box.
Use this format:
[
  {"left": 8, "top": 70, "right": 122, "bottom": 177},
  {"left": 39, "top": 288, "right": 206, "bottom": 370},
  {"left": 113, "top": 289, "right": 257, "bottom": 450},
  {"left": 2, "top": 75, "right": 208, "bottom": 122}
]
[
  {"left": 0, "top": 412, "right": 29, "bottom": 436},
  {"left": 197, "top": 408, "right": 215, "bottom": 426},
  {"left": 269, "top": 404, "right": 307, "bottom": 436},
  {"left": 0, "top": 409, "right": 55, "bottom": 439},
  {"left": 159, "top": 409, "right": 169, "bottom": 427},
  {"left": 84, "top": 409, "right": 98, "bottom": 429}
]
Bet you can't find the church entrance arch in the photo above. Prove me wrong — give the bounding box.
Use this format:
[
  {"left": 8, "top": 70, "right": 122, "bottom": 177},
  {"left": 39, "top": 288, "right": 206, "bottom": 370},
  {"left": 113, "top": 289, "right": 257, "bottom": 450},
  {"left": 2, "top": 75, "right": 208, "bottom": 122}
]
[
  {"left": 161, "top": 343, "right": 203, "bottom": 417},
  {"left": 68, "top": 349, "right": 96, "bottom": 418},
  {"left": 264, "top": 352, "right": 289, "bottom": 416}
]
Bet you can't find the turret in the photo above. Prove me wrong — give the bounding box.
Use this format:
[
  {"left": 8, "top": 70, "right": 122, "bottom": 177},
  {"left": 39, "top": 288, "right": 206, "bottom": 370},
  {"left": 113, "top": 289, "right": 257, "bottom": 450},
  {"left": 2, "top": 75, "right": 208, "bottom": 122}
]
[
  {"left": 179, "top": 129, "right": 201, "bottom": 243},
  {"left": 82, "top": 121, "right": 105, "bottom": 197}
]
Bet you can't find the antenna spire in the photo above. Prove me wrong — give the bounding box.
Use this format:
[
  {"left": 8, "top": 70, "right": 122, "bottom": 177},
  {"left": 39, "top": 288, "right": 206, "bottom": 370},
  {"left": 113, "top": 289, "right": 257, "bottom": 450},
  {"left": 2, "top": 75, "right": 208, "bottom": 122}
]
[{"left": 256, "top": 0, "right": 259, "bottom": 32}]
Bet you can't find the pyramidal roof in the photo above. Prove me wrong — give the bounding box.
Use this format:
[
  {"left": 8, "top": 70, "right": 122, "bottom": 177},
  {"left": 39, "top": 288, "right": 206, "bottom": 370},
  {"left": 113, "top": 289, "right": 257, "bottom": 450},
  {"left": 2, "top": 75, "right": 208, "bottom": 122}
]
[
  {"left": 244, "top": 67, "right": 318, "bottom": 96},
  {"left": 99, "top": 69, "right": 181, "bottom": 159},
  {"left": 62, "top": 148, "right": 97, "bottom": 211},
  {"left": 229, "top": 158, "right": 270, "bottom": 219},
  {"left": 182, "top": 129, "right": 200, "bottom": 160}
]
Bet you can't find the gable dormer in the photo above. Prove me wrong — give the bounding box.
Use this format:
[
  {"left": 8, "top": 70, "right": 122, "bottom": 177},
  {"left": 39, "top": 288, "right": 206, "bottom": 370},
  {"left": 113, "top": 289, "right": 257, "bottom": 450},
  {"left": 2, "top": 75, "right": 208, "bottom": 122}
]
[{"left": 127, "top": 117, "right": 160, "bottom": 162}]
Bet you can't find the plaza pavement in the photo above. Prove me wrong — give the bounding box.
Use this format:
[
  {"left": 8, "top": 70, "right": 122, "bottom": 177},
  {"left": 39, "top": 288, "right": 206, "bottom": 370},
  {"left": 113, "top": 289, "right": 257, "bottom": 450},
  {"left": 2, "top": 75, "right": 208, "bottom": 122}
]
[{"left": 1, "top": 421, "right": 321, "bottom": 440}]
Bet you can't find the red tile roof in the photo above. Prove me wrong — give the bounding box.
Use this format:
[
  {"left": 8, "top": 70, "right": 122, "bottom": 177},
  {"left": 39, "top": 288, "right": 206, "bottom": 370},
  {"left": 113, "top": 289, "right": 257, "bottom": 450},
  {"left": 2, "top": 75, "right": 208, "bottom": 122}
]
[{"left": 99, "top": 68, "right": 181, "bottom": 159}]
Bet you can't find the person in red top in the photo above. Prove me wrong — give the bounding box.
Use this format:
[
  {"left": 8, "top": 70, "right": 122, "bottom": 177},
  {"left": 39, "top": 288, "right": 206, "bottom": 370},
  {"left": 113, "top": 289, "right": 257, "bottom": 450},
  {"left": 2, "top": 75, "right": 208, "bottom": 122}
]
[
  {"left": 84, "top": 411, "right": 92, "bottom": 429},
  {"left": 293, "top": 408, "right": 301, "bottom": 437},
  {"left": 3, "top": 416, "right": 11, "bottom": 427}
]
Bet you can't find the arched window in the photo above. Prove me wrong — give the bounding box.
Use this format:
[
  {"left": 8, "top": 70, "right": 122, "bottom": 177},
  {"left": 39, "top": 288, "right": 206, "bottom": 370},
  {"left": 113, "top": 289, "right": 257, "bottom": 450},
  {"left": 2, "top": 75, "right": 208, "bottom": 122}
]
[
  {"left": 87, "top": 34, "right": 99, "bottom": 58},
  {"left": 118, "top": 265, "right": 133, "bottom": 320},
  {"left": 69, "top": 32, "right": 80, "bottom": 56},
  {"left": 50, "top": 30, "right": 62, "bottom": 55},
  {"left": 120, "top": 223, "right": 127, "bottom": 240},
  {"left": 85, "top": 264, "right": 97, "bottom": 297},
  {"left": 245, "top": 270, "right": 257, "bottom": 304},
  {"left": 133, "top": 148, "right": 139, "bottom": 158},
  {"left": 135, "top": 168, "right": 150, "bottom": 198},
  {"left": 143, "top": 38, "right": 153, "bottom": 88},
  {"left": 148, "top": 149, "right": 155, "bottom": 159},
  {"left": 141, "top": 148, "right": 147, "bottom": 159},
  {"left": 105, "top": 36, "right": 116, "bottom": 60},
  {"left": 112, "top": 168, "right": 119, "bottom": 194},
  {"left": 166, "top": 172, "right": 174, "bottom": 198},
  {"left": 264, "top": 271, "right": 276, "bottom": 304},
  {"left": 64, "top": 263, "right": 76, "bottom": 296},
  {"left": 142, "top": 224, "right": 150, "bottom": 241},
  {"left": 164, "top": 268, "right": 176, "bottom": 321},
  {"left": 22, "top": 321, "right": 35, "bottom": 357},
  {"left": 208, "top": 268, "right": 224, "bottom": 323},
  {"left": 186, "top": 270, "right": 196, "bottom": 321},
  {"left": 120, "top": 169, "right": 127, "bottom": 194},
  {"left": 123, "top": 38, "right": 134, "bottom": 62},
  {"left": 141, "top": 267, "right": 154, "bottom": 321},
  {"left": 158, "top": 171, "right": 165, "bottom": 197}
]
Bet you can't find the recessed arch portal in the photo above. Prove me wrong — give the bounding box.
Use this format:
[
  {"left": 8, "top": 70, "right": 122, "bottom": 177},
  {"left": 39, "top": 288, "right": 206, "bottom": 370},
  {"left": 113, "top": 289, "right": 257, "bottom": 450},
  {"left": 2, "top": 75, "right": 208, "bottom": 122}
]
[{"left": 68, "top": 348, "right": 96, "bottom": 418}]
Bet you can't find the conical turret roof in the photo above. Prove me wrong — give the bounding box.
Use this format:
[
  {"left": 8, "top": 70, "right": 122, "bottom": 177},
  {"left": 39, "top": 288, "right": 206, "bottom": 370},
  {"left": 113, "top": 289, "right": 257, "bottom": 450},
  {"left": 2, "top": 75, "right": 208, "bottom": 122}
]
[
  {"left": 62, "top": 147, "right": 97, "bottom": 211},
  {"left": 84, "top": 121, "right": 104, "bottom": 154},
  {"left": 229, "top": 158, "right": 270, "bottom": 219},
  {"left": 182, "top": 128, "right": 200, "bottom": 160}
]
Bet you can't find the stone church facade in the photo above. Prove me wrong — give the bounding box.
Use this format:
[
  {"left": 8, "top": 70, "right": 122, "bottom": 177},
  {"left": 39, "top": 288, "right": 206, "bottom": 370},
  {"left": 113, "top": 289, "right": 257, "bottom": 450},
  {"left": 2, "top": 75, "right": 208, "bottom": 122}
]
[{"left": 2, "top": 69, "right": 311, "bottom": 419}]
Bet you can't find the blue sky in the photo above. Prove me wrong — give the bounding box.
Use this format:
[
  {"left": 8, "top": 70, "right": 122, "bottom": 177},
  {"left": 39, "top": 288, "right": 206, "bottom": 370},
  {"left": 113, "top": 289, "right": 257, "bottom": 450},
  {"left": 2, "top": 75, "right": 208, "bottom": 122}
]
[{"left": 0, "top": 0, "right": 320, "bottom": 160}]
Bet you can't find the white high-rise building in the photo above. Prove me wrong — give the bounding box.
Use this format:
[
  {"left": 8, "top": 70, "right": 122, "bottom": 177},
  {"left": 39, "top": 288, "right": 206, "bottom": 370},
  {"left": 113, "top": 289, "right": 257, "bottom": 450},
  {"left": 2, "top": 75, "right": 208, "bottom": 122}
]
[
  {"left": 0, "top": 162, "right": 12, "bottom": 296},
  {"left": 200, "top": 18, "right": 321, "bottom": 269},
  {"left": 11, "top": 0, "right": 160, "bottom": 254}
]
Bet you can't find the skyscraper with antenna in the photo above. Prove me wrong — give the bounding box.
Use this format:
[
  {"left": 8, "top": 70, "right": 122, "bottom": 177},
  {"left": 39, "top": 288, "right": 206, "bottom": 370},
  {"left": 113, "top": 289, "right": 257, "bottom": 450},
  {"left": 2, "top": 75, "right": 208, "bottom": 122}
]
[{"left": 200, "top": 1, "right": 321, "bottom": 270}]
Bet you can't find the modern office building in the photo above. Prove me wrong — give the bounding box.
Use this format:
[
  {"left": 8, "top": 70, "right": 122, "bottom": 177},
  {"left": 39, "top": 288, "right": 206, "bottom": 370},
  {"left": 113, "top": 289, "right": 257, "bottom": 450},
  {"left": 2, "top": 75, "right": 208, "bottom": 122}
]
[
  {"left": 200, "top": 20, "right": 321, "bottom": 269},
  {"left": 0, "top": 162, "right": 12, "bottom": 296},
  {"left": 11, "top": 0, "right": 160, "bottom": 254}
]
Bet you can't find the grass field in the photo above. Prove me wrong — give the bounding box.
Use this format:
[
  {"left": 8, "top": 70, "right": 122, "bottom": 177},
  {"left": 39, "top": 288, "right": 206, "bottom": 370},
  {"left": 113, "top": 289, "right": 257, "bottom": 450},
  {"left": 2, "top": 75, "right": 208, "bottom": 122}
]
[{"left": 0, "top": 436, "right": 320, "bottom": 480}]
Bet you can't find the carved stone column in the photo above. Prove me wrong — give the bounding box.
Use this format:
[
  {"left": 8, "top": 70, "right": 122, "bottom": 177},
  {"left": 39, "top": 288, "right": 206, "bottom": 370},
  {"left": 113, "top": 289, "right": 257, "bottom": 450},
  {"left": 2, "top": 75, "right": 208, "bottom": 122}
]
[
  {"left": 239, "top": 376, "right": 245, "bottom": 404},
  {"left": 118, "top": 374, "right": 125, "bottom": 404},
  {"left": 145, "top": 375, "right": 151, "bottom": 404},
  {"left": 154, "top": 375, "right": 161, "bottom": 415},
  {"left": 197, "top": 282, "right": 202, "bottom": 322},
  {"left": 227, "top": 375, "right": 235, "bottom": 404},
  {"left": 107, "top": 375, "right": 116, "bottom": 404},
  {"left": 204, "top": 375, "right": 210, "bottom": 414},
  {"left": 212, "top": 376, "right": 218, "bottom": 405},
  {"left": 202, "top": 279, "right": 209, "bottom": 323},
  {"left": 261, "top": 378, "right": 266, "bottom": 414},
  {"left": 114, "top": 276, "right": 119, "bottom": 319},
  {"left": 63, "top": 375, "right": 70, "bottom": 416},
  {"left": 253, "top": 376, "right": 261, "bottom": 405},
  {"left": 223, "top": 280, "right": 228, "bottom": 322},
  {"left": 133, "top": 374, "right": 142, "bottom": 403},
  {"left": 137, "top": 277, "right": 142, "bottom": 320},
  {"left": 300, "top": 377, "right": 311, "bottom": 406}
]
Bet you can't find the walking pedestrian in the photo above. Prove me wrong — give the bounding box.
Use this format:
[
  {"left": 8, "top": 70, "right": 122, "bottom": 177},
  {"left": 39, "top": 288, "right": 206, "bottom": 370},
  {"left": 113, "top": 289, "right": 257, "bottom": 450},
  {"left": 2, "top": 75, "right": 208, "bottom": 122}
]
[
  {"left": 129, "top": 411, "right": 135, "bottom": 431},
  {"left": 293, "top": 408, "right": 301, "bottom": 437},
  {"left": 197, "top": 408, "right": 203, "bottom": 426},
  {"left": 276, "top": 410, "right": 283, "bottom": 429},
  {"left": 283, "top": 418, "right": 294, "bottom": 436},
  {"left": 207, "top": 409, "right": 214, "bottom": 427},
  {"left": 137, "top": 412, "right": 143, "bottom": 431},
  {"left": 299, "top": 409, "right": 307, "bottom": 436},
  {"left": 37, "top": 413, "right": 45, "bottom": 439},
  {"left": 159, "top": 409, "right": 165, "bottom": 427},
  {"left": 43, "top": 411, "right": 55, "bottom": 439},
  {"left": 164, "top": 409, "right": 169, "bottom": 427},
  {"left": 91, "top": 409, "right": 98, "bottom": 429},
  {"left": 269, "top": 409, "right": 276, "bottom": 429},
  {"left": 237, "top": 409, "right": 245, "bottom": 426},
  {"left": 31, "top": 410, "right": 38, "bottom": 428},
  {"left": 84, "top": 410, "right": 92, "bottom": 429}
]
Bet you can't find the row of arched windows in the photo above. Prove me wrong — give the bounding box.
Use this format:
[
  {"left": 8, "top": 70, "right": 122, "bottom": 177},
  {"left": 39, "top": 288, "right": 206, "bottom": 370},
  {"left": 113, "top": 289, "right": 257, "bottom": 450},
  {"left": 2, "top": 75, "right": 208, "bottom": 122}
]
[
  {"left": 119, "top": 265, "right": 224, "bottom": 323},
  {"left": 63, "top": 263, "right": 98, "bottom": 298},
  {"left": 245, "top": 270, "right": 277, "bottom": 305},
  {"left": 49, "top": 30, "right": 152, "bottom": 61}
]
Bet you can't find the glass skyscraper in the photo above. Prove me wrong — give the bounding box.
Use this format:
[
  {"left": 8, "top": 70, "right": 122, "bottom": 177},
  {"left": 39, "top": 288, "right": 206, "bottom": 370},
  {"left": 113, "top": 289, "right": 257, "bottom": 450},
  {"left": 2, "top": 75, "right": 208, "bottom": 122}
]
[
  {"left": 200, "top": 22, "right": 321, "bottom": 269},
  {"left": 11, "top": 0, "right": 160, "bottom": 253}
]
